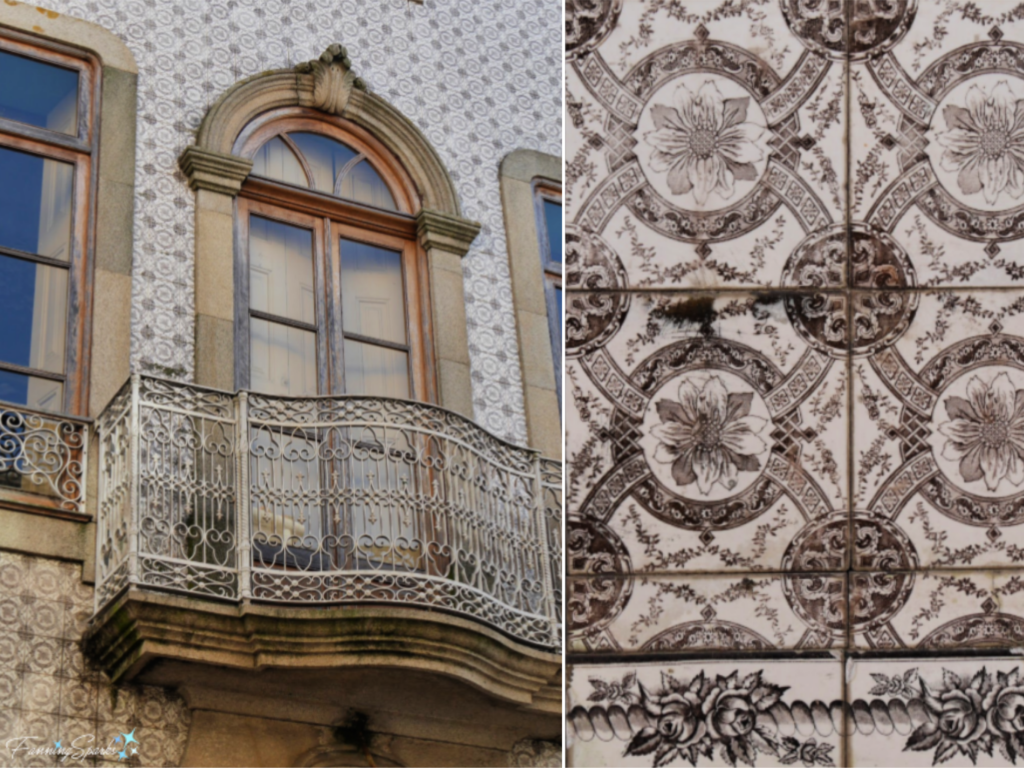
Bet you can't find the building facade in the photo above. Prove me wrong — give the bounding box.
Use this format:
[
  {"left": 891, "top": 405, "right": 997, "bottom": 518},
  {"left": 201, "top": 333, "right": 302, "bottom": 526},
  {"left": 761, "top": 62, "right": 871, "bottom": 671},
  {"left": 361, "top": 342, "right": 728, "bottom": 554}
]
[{"left": 0, "top": 1, "right": 562, "bottom": 765}]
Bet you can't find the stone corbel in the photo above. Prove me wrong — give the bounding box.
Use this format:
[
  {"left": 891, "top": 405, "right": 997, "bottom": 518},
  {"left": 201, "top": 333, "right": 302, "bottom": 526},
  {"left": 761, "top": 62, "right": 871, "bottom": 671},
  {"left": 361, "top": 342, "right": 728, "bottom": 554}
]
[
  {"left": 178, "top": 146, "right": 253, "bottom": 197},
  {"left": 416, "top": 209, "right": 482, "bottom": 257}
]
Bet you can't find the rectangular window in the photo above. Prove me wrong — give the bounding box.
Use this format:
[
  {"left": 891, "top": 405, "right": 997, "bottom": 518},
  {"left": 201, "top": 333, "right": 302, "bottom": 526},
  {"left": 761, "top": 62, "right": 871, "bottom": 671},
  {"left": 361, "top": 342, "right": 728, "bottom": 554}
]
[
  {"left": 537, "top": 189, "right": 562, "bottom": 410},
  {"left": 0, "top": 38, "right": 94, "bottom": 415}
]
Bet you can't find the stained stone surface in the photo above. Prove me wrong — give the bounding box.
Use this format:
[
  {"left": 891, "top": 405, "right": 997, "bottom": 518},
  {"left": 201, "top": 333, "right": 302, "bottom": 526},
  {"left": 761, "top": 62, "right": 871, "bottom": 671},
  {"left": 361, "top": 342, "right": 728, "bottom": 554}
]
[
  {"left": 35, "top": 0, "right": 561, "bottom": 447},
  {"left": 566, "top": 0, "right": 1024, "bottom": 766}
]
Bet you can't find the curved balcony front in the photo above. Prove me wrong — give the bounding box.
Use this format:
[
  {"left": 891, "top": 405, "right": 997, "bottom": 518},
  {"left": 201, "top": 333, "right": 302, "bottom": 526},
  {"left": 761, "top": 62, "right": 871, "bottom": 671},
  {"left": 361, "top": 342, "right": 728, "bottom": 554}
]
[{"left": 86, "top": 375, "right": 561, "bottom": 709}]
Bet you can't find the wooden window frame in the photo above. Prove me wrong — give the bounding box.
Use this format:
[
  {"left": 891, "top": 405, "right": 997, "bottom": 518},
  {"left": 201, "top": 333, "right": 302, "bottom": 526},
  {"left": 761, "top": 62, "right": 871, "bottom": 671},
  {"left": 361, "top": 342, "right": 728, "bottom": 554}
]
[
  {"left": 534, "top": 181, "right": 562, "bottom": 409},
  {"left": 0, "top": 33, "right": 100, "bottom": 417},
  {"left": 234, "top": 111, "right": 434, "bottom": 403}
]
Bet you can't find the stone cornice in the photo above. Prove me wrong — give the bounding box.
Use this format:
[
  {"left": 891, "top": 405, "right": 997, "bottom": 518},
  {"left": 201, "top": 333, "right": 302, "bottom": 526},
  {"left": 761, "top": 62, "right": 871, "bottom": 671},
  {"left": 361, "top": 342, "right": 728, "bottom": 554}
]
[
  {"left": 178, "top": 146, "right": 254, "bottom": 196},
  {"left": 83, "top": 588, "right": 561, "bottom": 714},
  {"left": 416, "top": 209, "right": 482, "bottom": 257}
]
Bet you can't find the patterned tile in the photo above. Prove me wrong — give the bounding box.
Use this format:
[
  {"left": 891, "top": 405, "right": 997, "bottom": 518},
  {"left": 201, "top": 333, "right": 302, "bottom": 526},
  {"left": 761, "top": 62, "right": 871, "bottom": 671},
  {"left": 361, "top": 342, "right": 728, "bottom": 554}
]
[
  {"left": 853, "top": 291, "right": 1024, "bottom": 570},
  {"left": 568, "top": 573, "right": 846, "bottom": 653},
  {"left": 845, "top": 656, "right": 1024, "bottom": 767},
  {"left": 567, "top": 659, "right": 845, "bottom": 768},
  {"left": 567, "top": 292, "right": 849, "bottom": 574},
  {"left": 30, "top": 0, "right": 562, "bottom": 446}
]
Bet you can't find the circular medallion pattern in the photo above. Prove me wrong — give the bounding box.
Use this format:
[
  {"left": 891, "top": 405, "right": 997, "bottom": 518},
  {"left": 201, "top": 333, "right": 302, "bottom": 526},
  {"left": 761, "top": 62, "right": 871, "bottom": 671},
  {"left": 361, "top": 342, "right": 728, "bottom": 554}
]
[
  {"left": 782, "top": 224, "right": 917, "bottom": 356},
  {"left": 565, "top": 228, "right": 630, "bottom": 357},
  {"left": 928, "top": 76, "right": 1024, "bottom": 212},
  {"left": 565, "top": 0, "right": 622, "bottom": 58},
  {"left": 567, "top": 516, "right": 633, "bottom": 634},
  {"left": 928, "top": 366, "right": 1024, "bottom": 499},
  {"left": 634, "top": 74, "right": 772, "bottom": 213},
  {"left": 780, "top": 0, "right": 918, "bottom": 61},
  {"left": 639, "top": 370, "right": 773, "bottom": 502}
]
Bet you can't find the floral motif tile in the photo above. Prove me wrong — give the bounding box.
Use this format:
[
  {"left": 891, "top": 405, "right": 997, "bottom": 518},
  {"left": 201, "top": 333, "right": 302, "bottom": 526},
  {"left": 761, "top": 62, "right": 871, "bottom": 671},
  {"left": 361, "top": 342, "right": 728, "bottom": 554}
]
[
  {"left": 569, "top": 573, "right": 846, "bottom": 653},
  {"left": 850, "top": 569, "right": 1024, "bottom": 650},
  {"left": 853, "top": 291, "right": 1024, "bottom": 570},
  {"left": 567, "top": 659, "right": 845, "bottom": 768},
  {"left": 567, "top": 0, "right": 847, "bottom": 290},
  {"left": 567, "top": 292, "right": 849, "bottom": 575},
  {"left": 849, "top": 2, "right": 1024, "bottom": 290},
  {"left": 845, "top": 656, "right": 1024, "bottom": 767}
]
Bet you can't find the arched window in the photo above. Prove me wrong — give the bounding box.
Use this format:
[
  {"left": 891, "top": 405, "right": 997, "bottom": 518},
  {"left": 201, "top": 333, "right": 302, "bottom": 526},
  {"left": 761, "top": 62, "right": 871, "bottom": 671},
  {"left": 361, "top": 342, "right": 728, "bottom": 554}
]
[
  {"left": 0, "top": 37, "right": 95, "bottom": 414},
  {"left": 234, "top": 114, "right": 428, "bottom": 401}
]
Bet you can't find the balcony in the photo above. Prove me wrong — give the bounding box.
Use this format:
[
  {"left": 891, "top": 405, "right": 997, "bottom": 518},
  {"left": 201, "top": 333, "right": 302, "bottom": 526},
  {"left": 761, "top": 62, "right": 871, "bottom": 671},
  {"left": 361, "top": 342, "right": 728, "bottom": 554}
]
[{"left": 81, "top": 375, "right": 562, "bottom": 712}]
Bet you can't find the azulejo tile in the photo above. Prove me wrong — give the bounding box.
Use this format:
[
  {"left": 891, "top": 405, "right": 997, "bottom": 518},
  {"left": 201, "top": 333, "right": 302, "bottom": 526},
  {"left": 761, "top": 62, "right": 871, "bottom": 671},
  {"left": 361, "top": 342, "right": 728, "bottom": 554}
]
[
  {"left": 845, "top": 655, "right": 1024, "bottom": 767},
  {"left": 853, "top": 291, "right": 1024, "bottom": 570},
  {"left": 567, "top": 658, "right": 845, "bottom": 768},
  {"left": 566, "top": 0, "right": 848, "bottom": 291},
  {"left": 569, "top": 573, "right": 846, "bottom": 653},
  {"left": 850, "top": 569, "right": 1024, "bottom": 650},
  {"left": 849, "top": 3, "right": 1024, "bottom": 290},
  {"left": 567, "top": 292, "right": 849, "bottom": 574}
]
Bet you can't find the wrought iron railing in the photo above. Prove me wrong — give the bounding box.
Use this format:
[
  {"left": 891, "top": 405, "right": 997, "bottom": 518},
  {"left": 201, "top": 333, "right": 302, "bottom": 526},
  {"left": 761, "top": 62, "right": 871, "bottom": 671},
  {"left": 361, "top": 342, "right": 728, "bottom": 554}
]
[
  {"left": 95, "top": 375, "right": 562, "bottom": 649},
  {"left": 0, "top": 401, "right": 88, "bottom": 514}
]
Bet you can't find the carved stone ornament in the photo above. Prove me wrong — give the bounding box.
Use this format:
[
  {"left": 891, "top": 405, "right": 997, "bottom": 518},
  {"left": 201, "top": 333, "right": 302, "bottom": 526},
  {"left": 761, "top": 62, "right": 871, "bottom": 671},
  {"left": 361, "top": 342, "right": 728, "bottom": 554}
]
[
  {"left": 507, "top": 739, "right": 561, "bottom": 768},
  {"left": 296, "top": 43, "right": 368, "bottom": 115}
]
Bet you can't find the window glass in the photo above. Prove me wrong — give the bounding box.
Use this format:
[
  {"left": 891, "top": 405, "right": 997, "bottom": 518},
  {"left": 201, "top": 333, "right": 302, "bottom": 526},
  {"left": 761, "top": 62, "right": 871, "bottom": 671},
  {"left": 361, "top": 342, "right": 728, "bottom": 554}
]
[
  {"left": 249, "top": 319, "right": 317, "bottom": 397},
  {"left": 249, "top": 217, "right": 315, "bottom": 324},
  {"left": 340, "top": 239, "right": 406, "bottom": 345},
  {"left": 343, "top": 339, "right": 409, "bottom": 399},
  {"left": 251, "top": 137, "right": 308, "bottom": 188},
  {"left": 0, "top": 50, "right": 78, "bottom": 134},
  {"left": 0, "top": 146, "right": 73, "bottom": 260},
  {"left": 543, "top": 200, "right": 561, "bottom": 263},
  {"left": 340, "top": 159, "right": 397, "bottom": 211},
  {"left": 0, "top": 256, "right": 68, "bottom": 376},
  {"left": 0, "top": 369, "right": 62, "bottom": 412},
  {"left": 287, "top": 132, "right": 358, "bottom": 194}
]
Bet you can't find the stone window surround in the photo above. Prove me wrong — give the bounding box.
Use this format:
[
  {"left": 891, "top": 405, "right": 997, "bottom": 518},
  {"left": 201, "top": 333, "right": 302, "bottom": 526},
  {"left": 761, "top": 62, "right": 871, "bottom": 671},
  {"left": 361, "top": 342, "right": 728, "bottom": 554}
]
[
  {"left": 0, "top": 2, "right": 137, "bottom": 573},
  {"left": 500, "top": 149, "right": 562, "bottom": 459},
  {"left": 179, "top": 48, "right": 484, "bottom": 424}
]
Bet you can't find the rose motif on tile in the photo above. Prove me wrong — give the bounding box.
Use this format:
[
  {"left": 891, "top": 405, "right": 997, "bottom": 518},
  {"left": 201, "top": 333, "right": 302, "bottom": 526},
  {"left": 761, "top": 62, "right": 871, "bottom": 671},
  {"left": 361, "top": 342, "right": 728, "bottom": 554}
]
[
  {"left": 929, "top": 78, "right": 1024, "bottom": 212},
  {"left": 643, "top": 373, "right": 771, "bottom": 500},
  {"left": 933, "top": 370, "right": 1024, "bottom": 496},
  {"left": 636, "top": 76, "right": 771, "bottom": 212}
]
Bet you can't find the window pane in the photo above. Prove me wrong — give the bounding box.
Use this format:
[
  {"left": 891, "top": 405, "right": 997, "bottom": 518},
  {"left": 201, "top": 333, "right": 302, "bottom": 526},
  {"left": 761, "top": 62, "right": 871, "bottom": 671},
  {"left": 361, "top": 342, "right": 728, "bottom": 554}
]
[
  {"left": 0, "top": 50, "right": 78, "bottom": 134},
  {"left": 543, "top": 200, "right": 561, "bottom": 263},
  {"left": 0, "top": 255, "right": 67, "bottom": 374},
  {"left": 249, "top": 318, "right": 317, "bottom": 397},
  {"left": 340, "top": 159, "right": 397, "bottom": 211},
  {"left": 340, "top": 239, "right": 406, "bottom": 345},
  {"left": 0, "top": 146, "right": 74, "bottom": 260},
  {"left": 344, "top": 339, "right": 409, "bottom": 399},
  {"left": 251, "top": 137, "right": 308, "bottom": 187},
  {"left": 249, "top": 216, "right": 315, "bottom": 324},
  {"left": 556, "top": 285, "right": 562, "bottom": 329},
  {"left": 287, "top": 132, "right": 358, "bottom": 194},
  {"left": 0, "top": 369, "right": 62, "bottom": 411}
]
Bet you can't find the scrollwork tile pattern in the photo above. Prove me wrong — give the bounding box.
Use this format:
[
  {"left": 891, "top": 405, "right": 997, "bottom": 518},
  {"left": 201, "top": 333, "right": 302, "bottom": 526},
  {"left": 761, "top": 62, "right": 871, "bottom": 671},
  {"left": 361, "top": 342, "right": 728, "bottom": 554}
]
[{"left": 567, "top": 1, "right": 1024, "bottom": 766}]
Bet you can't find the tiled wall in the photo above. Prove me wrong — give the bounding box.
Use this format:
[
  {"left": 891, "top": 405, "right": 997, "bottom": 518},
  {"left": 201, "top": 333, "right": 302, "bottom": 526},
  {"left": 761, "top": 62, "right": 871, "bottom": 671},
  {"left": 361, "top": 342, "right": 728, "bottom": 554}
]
[
  {"left": 0, "top": 552, "right": 189, "bottom": 766},
  {"left": 26, "top": 0, "right": 561, "bottom": 447},
  {"left": 566, "top": 0, "right": 1024, "bottom": 765}
]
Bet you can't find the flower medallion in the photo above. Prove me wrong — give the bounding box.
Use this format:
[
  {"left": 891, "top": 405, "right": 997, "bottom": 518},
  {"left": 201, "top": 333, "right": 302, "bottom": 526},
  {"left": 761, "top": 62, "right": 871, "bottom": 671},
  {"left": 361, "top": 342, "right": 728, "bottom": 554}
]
[
  {"left": 930, "top": 368, "right": 1024, "bottom": 498},
  {"left": 928, "top": 78, "right": 1024, "bottom": 211},
  {"left": 635, "top": 76, "right": 771, "bottom": 212},
  {"left": 640, "top": 371, "right": 772, "bottom": 501}
]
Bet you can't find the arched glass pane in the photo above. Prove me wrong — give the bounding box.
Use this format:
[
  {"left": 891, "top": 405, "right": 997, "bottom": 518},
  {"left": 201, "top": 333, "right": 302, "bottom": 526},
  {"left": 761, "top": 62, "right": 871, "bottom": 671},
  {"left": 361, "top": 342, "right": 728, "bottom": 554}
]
[
  {"left": 340, "top": 159, "right": 397, "bottom": 211},
  {"left": 251, "top": 137, "right": 308, "bottom": 188},
  {"left": 287, "top": 132, "right": 358, "bottom": 194}
]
